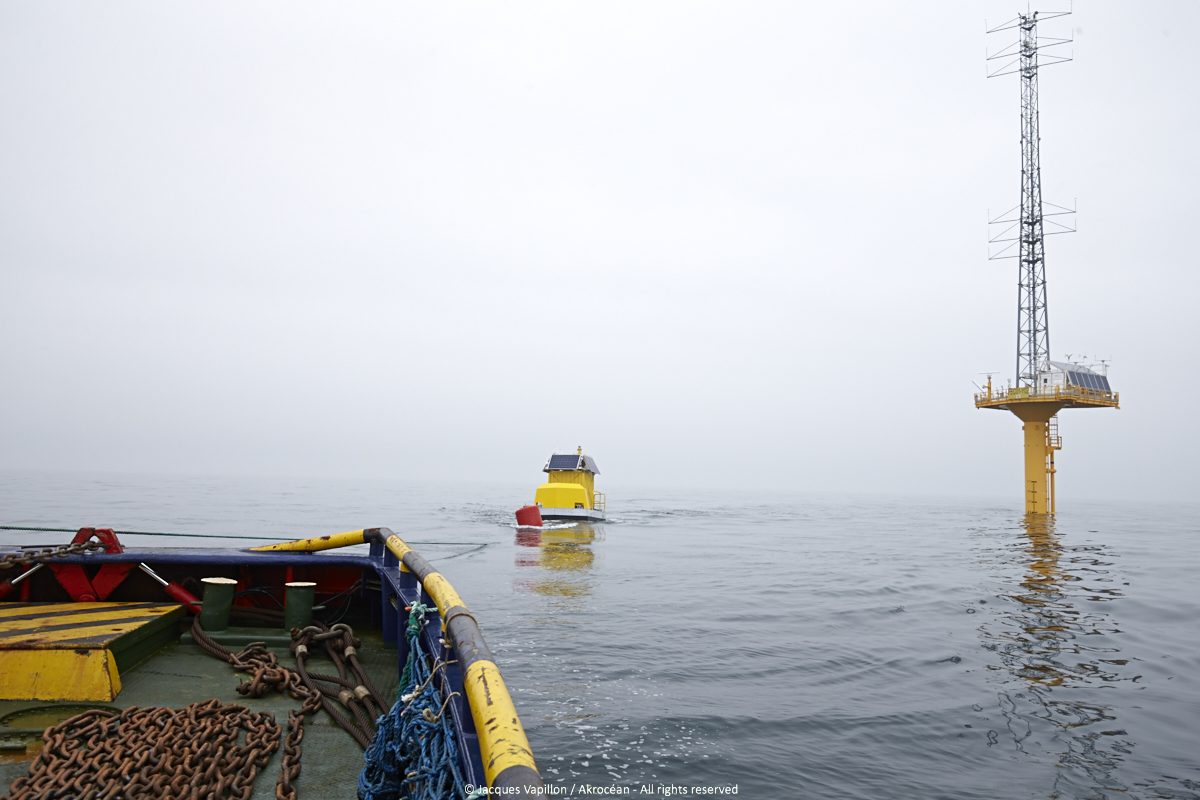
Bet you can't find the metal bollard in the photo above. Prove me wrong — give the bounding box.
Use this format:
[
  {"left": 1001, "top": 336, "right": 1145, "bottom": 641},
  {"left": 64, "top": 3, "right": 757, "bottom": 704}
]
[
  {"left": 284, "top": 581, "right": 316, "bottom": 630},
  {"left": 198, "top": 577, "right": 238, "bottom": 631}
]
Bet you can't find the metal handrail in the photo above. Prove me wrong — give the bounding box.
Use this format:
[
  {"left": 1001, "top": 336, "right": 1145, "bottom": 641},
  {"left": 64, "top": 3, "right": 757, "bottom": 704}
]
[
  {"left": 975, "top": 384, "right": 1119, "bottom": 405},
  {"left": 592, "top": 492, "right": 606, "bottom": 512}
]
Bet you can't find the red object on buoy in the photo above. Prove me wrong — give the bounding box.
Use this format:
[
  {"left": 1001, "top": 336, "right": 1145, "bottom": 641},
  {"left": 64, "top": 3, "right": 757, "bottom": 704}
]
[{"left": 515, "top": 505, "right": 543, "bottom": 527}]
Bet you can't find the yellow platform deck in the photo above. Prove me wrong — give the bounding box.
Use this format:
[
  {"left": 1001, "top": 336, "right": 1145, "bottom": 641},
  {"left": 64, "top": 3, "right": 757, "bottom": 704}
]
[{"left": 0, "top": 602, "right": 184, "bottom": 701}]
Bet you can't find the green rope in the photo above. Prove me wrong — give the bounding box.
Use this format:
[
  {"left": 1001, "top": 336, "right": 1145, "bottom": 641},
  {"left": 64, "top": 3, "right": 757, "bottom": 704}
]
[
  {"left": 360, "top": 601, "right": 468, "bottom": 800},
  {"left": 399, "top": 601, "right": 435, "bottom": 692}
]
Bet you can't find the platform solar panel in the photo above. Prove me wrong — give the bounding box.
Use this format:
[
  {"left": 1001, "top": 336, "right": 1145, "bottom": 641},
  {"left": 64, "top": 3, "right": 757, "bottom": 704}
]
[
  {"left": 1066, "top": 371, "right": 1111, "bottom": 393},
  {"left": 547, "top": 454, "right": 582, "bottom": 470}
]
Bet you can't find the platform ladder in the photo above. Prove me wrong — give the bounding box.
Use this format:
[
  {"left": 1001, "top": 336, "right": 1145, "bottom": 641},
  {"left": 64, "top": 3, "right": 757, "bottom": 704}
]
[{"left": 1046, "top": 415, "right": 1062, "bottom": 514}]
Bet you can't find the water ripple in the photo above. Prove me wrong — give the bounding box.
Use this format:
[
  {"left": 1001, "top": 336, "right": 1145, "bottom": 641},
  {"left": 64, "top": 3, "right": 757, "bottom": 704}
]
[{"left": 4, "top": 475, "right": 1199, "bottom": 799}]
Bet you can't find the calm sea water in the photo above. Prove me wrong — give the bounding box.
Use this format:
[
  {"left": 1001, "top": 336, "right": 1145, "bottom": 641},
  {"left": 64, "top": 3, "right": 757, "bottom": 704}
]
[{"left": 2, "top": 470, "right": 1198, "bottom": 799}]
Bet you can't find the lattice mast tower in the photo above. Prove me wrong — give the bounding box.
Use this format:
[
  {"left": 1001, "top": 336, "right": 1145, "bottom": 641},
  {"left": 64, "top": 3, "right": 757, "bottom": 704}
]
[
  {"left": 975, "top": 10, "right": 1119, "bottom": 515},
  {"left": 1015, "top": 12, "right": 1049, "bottom": 389}
]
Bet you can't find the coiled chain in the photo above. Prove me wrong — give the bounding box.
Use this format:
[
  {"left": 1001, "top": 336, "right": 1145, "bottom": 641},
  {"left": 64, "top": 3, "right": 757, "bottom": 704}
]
[{"left": 2, "top": 701, "right": 281, "bottom": 800}]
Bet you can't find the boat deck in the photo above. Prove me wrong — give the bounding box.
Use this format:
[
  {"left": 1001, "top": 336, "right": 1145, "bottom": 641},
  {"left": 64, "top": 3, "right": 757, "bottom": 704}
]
[{"left": 0, "top": 626, "right": 399, "bottom": 799}]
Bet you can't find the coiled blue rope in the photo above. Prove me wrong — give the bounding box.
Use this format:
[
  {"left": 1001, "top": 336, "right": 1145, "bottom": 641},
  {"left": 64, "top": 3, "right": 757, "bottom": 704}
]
[{"left": 358, "top": 601, "right": 470, "bottom": 800}]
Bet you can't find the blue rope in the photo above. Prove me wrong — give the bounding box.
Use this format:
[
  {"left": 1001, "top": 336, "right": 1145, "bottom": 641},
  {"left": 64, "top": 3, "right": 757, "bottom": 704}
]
[{"left": 359, "top": 602, "right": 471, "bottom": 800}]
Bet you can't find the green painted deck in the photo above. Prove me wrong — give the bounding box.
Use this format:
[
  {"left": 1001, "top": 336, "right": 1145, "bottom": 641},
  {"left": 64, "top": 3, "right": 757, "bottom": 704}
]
[{"left": 0, "top": 626, "right": 399, "bottom": 798}]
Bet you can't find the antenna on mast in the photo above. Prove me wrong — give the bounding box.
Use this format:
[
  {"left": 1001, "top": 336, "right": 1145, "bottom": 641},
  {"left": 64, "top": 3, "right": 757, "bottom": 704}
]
[
  {"left": 973, "top": 7, "right": 1119, "bottom": 516},
  {"left": 985, "top": 9, "right": 1074, "bottom": 387}
]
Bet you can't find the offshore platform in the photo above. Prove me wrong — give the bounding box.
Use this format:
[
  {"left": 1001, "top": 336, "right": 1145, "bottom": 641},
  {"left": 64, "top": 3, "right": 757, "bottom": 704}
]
[{"left": 975, "top": 11, "right": 1119, "bottom": 515}]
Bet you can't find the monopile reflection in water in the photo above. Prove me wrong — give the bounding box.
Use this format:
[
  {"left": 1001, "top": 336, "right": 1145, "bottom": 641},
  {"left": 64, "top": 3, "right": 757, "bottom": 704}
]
[
  {"left": 979, "top": 514, "right": 1139, "bottom": 797},
  {"left": 514, "top": 523, "right": 602, "bottom": 597}
]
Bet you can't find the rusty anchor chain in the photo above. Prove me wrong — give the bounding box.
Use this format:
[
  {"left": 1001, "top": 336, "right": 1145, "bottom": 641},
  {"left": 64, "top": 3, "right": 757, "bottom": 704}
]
[
  {"left": 0, "top": 540, "right": 106, "bottom": 571},
  {"left": 2, "top": 701, "right": 281, "bottom": 800},
  {"left": 2, "top": 604, "right": 389, "bottom": 798},
  {"left": 276, "top": 710, "right": 306, "bottom": 800},
  {"left": 189, "top": 616, "right": 387, "bottom": 798},
  {"left": 189, "top": 616, "right": 322, "bottom": 800}
]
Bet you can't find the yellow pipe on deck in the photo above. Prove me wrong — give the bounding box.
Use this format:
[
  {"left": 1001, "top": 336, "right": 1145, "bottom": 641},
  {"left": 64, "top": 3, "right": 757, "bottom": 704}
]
[
  {"left": 465, "top": 659, "right": 539, "bottom": 787},
  {"left": 421, "top": 573, "right": 466, "bottom": 619},
  {"left": 249, "top": 529, "right": 367, "bottom": 552},
  {"left": 382, "top": 533, "right": 411, "bottom": 562}
]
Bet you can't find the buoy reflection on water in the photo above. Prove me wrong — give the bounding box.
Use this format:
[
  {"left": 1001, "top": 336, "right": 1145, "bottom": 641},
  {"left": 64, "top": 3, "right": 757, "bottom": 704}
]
[{"left": 514, "top": 523, "right": 603, "bottom": 597}]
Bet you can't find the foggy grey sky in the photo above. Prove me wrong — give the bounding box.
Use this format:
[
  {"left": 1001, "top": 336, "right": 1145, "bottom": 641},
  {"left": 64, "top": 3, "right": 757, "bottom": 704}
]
[{"left": 2, "top": 2, "right": 1197, "bottom": 503}]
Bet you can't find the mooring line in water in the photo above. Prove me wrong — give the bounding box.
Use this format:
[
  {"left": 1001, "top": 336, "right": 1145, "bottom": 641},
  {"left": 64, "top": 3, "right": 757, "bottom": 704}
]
[
  {"left": 432, "top": 542, "right": 490, "bottom": 561},
  {"left": 0, "top": 525, "right": 480, "bottom": 546},
  {"left": 0, "top": 524, "right": 285, "bottom": 541}
]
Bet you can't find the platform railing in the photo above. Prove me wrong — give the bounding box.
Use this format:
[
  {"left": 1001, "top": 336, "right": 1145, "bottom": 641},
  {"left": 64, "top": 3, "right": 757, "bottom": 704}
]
[
  {"left": 592, "top": 491, "right": 606, "bottom": 512},
  {"left": 975, "top": 383, "right": 1119, "bottom": 406}
]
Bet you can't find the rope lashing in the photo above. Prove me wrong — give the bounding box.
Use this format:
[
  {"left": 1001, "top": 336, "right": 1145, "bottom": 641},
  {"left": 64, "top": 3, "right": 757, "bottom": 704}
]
[
  {"left": 290, "top": 623, "right": 387, "bottom": 749},
  {"left": 358, "top": 602, "right": 469, "bottom": 800}
]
